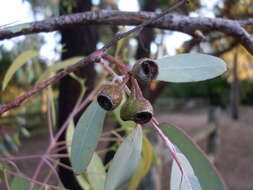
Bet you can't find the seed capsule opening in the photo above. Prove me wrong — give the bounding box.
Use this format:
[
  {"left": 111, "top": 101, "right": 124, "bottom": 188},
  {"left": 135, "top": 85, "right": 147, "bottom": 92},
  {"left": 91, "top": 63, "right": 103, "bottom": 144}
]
[
  {"left": 132, "top": 58, "right": 159, "bottom": 82},
  {"left": 134, "top": 112, "right": 153, "bottom": 124},
  {"left": 97, "top": 95, "right": 113, "bottom": 111},
  {"left": 142, "top": 60, "right": 158, "bottom": 80}
]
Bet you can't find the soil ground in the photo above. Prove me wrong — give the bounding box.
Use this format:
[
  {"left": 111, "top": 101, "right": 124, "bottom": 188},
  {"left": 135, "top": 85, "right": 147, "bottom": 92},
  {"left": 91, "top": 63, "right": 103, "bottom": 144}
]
[
  {"left": 156, "top": 106, "right": 253, "bottom": 190},
  {"left": 1, "top": 106, "right": 253, "bottom": 190}
]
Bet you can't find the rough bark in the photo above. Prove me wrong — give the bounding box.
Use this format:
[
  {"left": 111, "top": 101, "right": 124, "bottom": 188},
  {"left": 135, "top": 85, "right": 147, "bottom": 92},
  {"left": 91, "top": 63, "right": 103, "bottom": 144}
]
[
  {"left": 230, "top": 51, "right": 240, "bottom": 120},
  {"left": 0, "top": 11, "right": 252, "bottom": 54}
]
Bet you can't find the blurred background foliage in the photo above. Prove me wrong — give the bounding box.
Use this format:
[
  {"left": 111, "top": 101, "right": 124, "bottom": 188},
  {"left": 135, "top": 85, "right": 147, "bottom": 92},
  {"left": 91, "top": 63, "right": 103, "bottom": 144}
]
[{"left": 0, "top": 0, "right": 252, "bottom": 159}]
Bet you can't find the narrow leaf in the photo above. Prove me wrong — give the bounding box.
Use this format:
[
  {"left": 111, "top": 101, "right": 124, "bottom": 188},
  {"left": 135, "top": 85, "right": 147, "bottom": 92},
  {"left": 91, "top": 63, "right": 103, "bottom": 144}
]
[
  {"left": 66, "top": 120, "right": 92, "bottom": 189},
  {"left": 156, "top": 53, "right": 227, "bottom": 83},
  {"left": 11, "top": 177, "right": 39, "bottom": 190},
  {"left": 105, "top": 126, "right": 143, "bottom": 190},
  {"left": 128, "top": 136, "right": 153, "bottom": 190},
  {"left": 159, "top": 123, "right": 226, "bottom": 190},
  {"left": 2, "top": 50, "right": 38, "bottom": 90},
  {"left": 87, "top": 153, "right": 106, "bottom": 190},
  {"left": 36, "top": 56, "right": 84, "bottom": 84},
  {"left": 171, "top": 153, "right": 202, "bottom": 190},
  {"left": 66, "top": 120, "right": 75, "bottom": 155},
  {"left": 70, "top": 101, "right": 106, "bottom": 174}
]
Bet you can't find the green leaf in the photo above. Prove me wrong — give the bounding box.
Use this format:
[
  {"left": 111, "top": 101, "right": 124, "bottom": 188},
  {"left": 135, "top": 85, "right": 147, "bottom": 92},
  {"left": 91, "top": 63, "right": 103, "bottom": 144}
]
[
  {"left": 36, "top": 56, "right": 84, "bottom": 84},
  {"left": 70, "top": 101, "right": 106, "bottom": 174},
  {"left": 66, "top": 120, "right": 92, "bottom": 190},
  {"left": 159, "top": 123, "right": 225, "bottom": 190},
  {"left": 66, "top": 120, "right": 75, "bottom": 155},
  {"left": 2, "top": 50, "right": 38, "bottom": 90},
  {"left": 171, "top": 153, "right": 202, "bottom": 190},
  {"left": 87, "top": 153, "right": 106, "bottom": 190},
  {"left": 105, "top": 126, "right": 143, "bottom": 190},
  {"left": 0, "top": 139, "right": 10, "bottom": 157},
  {"left": 11, "top": 177, "right": 39, "bottom": 190},
  {"left": 75, "top": 175, "right": 91, "bottom": 190},
  {"left": 128, "top": 135, "right": 153, "bottom": 190},
  {"left": 5, "top": 135, "right": 18, "bottom": 151},
  {"left": 156, "top": 53, "right": 227, "bottom": 83}
]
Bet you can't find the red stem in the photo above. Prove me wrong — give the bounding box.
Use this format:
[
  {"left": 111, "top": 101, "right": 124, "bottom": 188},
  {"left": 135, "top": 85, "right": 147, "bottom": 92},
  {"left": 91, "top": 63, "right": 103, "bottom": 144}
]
[
  {"left": 102, "top": 54, "right": 131, "bottom": 73},
  {"left": 150, "top": 119, "right": 184, "bottom": 178},
  {"left": 131, "top": 77, "right": 143, "bottom": 97},
  {"left": 50, "top": 145, "right": 67, "bottom": 154}
]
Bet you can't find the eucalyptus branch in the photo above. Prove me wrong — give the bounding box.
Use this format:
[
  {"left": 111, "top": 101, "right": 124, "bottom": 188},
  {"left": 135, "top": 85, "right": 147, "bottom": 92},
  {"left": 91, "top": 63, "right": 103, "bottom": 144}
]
[
  {"left": 0, "top": 50, "right": 104, "bottom": 115},
  {"left": 0, "top": 11, "right": 252, "bottom": 53},
  {"left": 0, "top": 0, "right": 188, "bottom": 115}
]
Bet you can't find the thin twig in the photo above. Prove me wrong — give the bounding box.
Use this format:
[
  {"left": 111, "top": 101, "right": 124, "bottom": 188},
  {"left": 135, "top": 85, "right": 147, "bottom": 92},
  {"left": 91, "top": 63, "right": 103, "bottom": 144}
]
[
  {"left": 47, "top": 88, "right": 54, "bottom": 143},
  {"left": 100, "top": 58, "right": 120, "bottom": 77},
  {"left": 53, "top": 141, "right": 67, "bottom": 146},
  {"left": 42, "top": 158, "right": 62, "bottom": 185},
  {"left": 3, "top": 168, "right": 11, "bottom": 190},
  {"left": 50, "top": 154, "right": 69, "bottom": 158},
  {"left": 40, "top": 166, "right": 54, "bottom": 190},
  {"left": 0, "top": 154, "right": 42, "bottom": 161},
  {"left": 49, "top": 158, "right": 74, "bottom": 172},
  {"left": 4, "top": 160, "right": 21, "bottom": 174},
  {"left": 50, "top": 145, "right": 68, "bottom": 154},
  {"left": 150, "top": 119, "right": 184, "bottom": 179},
  {"left": 102, "top": 54, "right": 130, "bottom": 73},
  {"left": 29, "top": 160, "right": 44, "bottom": 190},
  {"left": 0, "top": 167, "right": 66, "bottom": 190},
  {"left": 111, "top": 131, "right": 124, "bottom": 141},
  {"left": 131, "top": 77, "right": 143, "bottom": 97},
  {"left": 0, "top": 50, "right": 104, "bottom": 115}
]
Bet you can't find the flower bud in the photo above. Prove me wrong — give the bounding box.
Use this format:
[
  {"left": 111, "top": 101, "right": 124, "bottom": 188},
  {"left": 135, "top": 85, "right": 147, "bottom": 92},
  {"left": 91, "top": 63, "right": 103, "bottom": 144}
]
[
  {"left": 97, "top": 84, "right": 123, "bottom": 111},
  {"left": 131, "top": 58, "right": 159, "bottom": 82},
  {"left": 120, "top": 96, "right": 153, "bottom": 124}
]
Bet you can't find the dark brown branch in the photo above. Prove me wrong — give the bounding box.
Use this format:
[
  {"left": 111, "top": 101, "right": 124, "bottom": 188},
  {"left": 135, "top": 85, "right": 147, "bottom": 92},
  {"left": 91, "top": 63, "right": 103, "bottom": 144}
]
[
  {"left": 0, "top": 0, "right": 188, "bottom": 115},
  {"left": 102, "top": 0, "right": 188, "bottom": 49},
  {"left": 0, "top": 10, "right": 253, "bottom": 53}
]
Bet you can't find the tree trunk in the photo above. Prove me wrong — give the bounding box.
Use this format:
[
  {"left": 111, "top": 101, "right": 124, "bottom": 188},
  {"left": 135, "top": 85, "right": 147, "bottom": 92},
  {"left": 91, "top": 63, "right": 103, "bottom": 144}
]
[
  {"left": 58, "top": 0, "right": 98, "bottom": 189},
  {"left": 230, "top": 51, "right": 240, "bottom": 120}
]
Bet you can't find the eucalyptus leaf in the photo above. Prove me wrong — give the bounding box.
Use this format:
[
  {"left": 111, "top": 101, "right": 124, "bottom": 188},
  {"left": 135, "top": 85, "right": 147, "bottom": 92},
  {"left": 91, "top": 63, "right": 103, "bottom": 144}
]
[
  {"left": 66, "top": 120, "right": 92, "bottom": 189},
  {"left": 171, "top": 153, "right": 202, "bottom": 190},
  {"left": 11, "top": 177, "right": 39, "bottom": 190},
  {"left": 87, "top": 153, "right": 106, "bottom": 190},
  {"left": 159, "top": 123, "right": 226, "bottom": 190},
  {"left": 2, "top": 50, "right": 38, "bottom": 90},
  {"left": 156, "top": 53, "right": 227, "bottom": 83},
  {"left": 105, "top": 126, "right": 143, "bottom": 190},
  {"left": 36, "top": 56, "right": 84, "bottom": 84},
  {"left": 70, "top": 101, "right": 106, "bottom": 174},
  {"left": 128, "top": 136, "right": 153, "bottom": 190},
  {"left": 66, "top": 120, "right": 75, "bottom": 155}
]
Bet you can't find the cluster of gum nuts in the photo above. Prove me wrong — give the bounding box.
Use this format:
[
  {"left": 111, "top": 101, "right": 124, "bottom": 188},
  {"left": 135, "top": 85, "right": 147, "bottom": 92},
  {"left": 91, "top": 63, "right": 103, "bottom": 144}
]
[{"left": 97, "top": 58, "right": 159, "bottom": 124}]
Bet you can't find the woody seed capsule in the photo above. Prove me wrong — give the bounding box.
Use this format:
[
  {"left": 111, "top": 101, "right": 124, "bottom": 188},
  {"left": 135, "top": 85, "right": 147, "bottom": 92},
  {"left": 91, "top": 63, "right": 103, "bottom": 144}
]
[
  {"left": 97, "top": 84, "right": 123, "bottom": 111},
  {"left": 120, "top": 96, "right": 153, "bottom": 124},
  {"left": 131, "top": 58, "right": 159, "bottom": 82}
]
